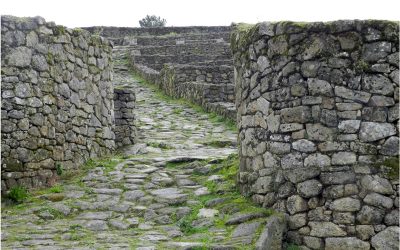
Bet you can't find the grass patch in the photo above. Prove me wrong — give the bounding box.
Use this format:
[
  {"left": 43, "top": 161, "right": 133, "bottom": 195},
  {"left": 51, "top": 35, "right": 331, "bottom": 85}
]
[
  {"left": 48, "top": 185, "right": 64, "bottom": 193},
  {"left": 286, "top": 244, "right": 301, "bottom": 250},
  {"left": 7, "top": 186, "right": 29, "bottom": 203},
  {"left": 173, "top": 107, "right": 184, "bottom": 115},
  {"left": 36, "top": 206, "right": 64, "bottom": 219},
  {"left": 82, "top": 155, "right": 125, "bottom": 173},
  {"left": 165, "top": 161, "right": 190, "bottom": 169}
]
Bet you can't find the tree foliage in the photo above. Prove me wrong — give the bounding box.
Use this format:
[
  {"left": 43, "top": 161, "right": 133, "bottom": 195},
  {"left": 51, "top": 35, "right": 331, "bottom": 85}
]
[{"left": 139, "top": 15, "right": 167, "bottom": 28}]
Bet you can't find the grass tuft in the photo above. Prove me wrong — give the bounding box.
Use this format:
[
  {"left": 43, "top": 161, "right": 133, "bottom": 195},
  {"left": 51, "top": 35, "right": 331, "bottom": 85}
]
[{"left": 7, "top": 186, "right": 29, "bottom": 203}]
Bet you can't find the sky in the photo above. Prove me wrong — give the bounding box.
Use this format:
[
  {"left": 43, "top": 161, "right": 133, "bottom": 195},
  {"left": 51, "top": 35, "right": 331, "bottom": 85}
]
[{"left": 1, "top": 0, "right": 399, "bottom": 28}]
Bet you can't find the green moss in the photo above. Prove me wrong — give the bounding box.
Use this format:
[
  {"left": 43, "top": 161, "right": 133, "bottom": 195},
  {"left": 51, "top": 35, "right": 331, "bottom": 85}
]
[
  {"left": 36, "top": 206, "right": 64, "bottom": 219},
  {"left": 286, "top": 244, "right": 302, "bottom": 250},
  {"left": 231, "top": 23, "right": 259, "bottom": 53},
  {"left": 54, "top": 25, "right": 66, "bottom": 35},
  {"left": 383, "top": 157, "right": 399, "bottom": 179},
  {"left": 355, "top": 60, "right": 369, "bottom": 73},
  {"left": 72, "top": 28, "right": 84, "bottom": 36},
  {"left": 46, "top": 52, "right": 54, "bottom": 65}
]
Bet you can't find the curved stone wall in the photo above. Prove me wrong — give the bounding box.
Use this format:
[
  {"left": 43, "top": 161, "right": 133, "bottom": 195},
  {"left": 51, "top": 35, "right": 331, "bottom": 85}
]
[
  {"left": 231, "top": 20, "right": 399, "bottom": 249},
  {"left": 1, "top": 16, "right": 115, "bottom": 191}
]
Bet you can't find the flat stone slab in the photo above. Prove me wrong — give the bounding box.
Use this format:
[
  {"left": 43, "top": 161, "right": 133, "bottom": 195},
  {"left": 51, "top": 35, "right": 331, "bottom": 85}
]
[
  {"left": 226, "top": 212, "right": 266, "bottom": 225},
  {"left": 150, "top": 188, "right": 188, "bottom": 204},
  {"left": 232, "top": 221, "right": 262, "bottom": 238},
  {"left": 198, "top": 208, "right": 219, "bottom": 218},
  {"left": 76, "top": 211, "right": 113, "bottom": 220},
  {"left": 124, "top": 190, "right": 146, "bottom": 201}
]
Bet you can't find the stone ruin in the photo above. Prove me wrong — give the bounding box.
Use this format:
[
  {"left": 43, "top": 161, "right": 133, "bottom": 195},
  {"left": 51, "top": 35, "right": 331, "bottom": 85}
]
[
  {"left": 1, "top": 15, "right": 399, "bottom": 249},
  {"left": 86, "top": 25, "right": 237, "bottom": 120}
]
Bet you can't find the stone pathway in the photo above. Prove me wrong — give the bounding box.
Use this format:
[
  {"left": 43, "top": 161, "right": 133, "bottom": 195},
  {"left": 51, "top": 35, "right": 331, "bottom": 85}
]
[{"left": 1, "top": 48, "right": 274, "bottom": 249}]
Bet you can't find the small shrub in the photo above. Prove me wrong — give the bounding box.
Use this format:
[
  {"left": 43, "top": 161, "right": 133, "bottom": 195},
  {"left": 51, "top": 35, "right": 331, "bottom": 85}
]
[
  {"left": 138, "top": 15, "right": 167, "bottom": 27},
  {"left": 7, "top": 186, "right": 29, "bottom": 203},
  {"left": 56, "top": 163, "right": 63, "bottom": 176}
]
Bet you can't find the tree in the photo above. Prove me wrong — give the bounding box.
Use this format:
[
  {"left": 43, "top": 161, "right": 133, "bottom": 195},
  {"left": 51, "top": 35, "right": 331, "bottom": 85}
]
[{"left": 139, "top": 15, "right": 167, "bottom": 28}]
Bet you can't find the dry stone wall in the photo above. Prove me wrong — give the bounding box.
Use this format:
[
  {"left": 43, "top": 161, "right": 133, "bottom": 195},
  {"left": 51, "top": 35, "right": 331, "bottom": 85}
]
[
  {"left": 122, "top": 32, "right": 231, "bottom": 47},
  {"left": 83, "top": 26, "right": 231, "bottom": 45},
  {"left": 231, "top": 20, "right": 399, "bottom": 249},
  {"left": 158, "top": 64, "right": 235, "bottom": 105},
  {"left": 113, "top": 88, "right": 136, "bottom": 147},
  {"left": 1, "top": 16, "right": 136, "bottom": 192},
  {"left": 124, "top": 26, "right": 236, "bottom": 120}
]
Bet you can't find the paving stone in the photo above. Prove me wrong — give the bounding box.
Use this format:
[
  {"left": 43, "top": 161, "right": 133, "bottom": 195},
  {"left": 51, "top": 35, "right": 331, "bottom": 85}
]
[
  {"left": 77, "top": 211, "right": 113, "bottom": 220},
  {"left": 124, "top": 190, "right": 145, "bottom": 201},
  {"left": 226, "top": 212, "right": 266, "bottom": 225},
  {"left": 150, "top": 188, "right": 188, "bottom": 204},
  {"left": 84, "top": 220, "right": 109, "bottom": 231},
  {"left": 198, "top": 208, "right": 219, "bottom": 218}
]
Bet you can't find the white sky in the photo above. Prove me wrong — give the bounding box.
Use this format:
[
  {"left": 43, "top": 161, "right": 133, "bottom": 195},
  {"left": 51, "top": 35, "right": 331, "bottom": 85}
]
[{"left": 1, "top": 0, "right": 399, "bottom": 28}]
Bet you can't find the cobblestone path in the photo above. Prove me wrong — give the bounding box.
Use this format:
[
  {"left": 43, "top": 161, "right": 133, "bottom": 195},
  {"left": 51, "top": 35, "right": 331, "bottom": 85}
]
[{"left": 1, "top": 48, "right": 273, "bottom": 249}]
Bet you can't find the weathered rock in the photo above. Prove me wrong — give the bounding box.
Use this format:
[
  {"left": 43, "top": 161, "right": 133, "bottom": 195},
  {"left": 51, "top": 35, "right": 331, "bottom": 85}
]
[
  {"left": 197, "top": 208, "right": 218, "bottom": 218},
  {"left": 362, "top": 74, "right": 394, "bottom": 96},
  {"left": 384, "top": 210, "right": 399, "bottom": 226},
  {"left": 325, "top": 237, "right": 370, "bottom": 250},
  {"left": 359, "top": 122, "right": 396, "bottom": 142},
  {"left": 287, "top": 195, "right": 308, "bottom": 215},
  {"left": 256, "top": 215, "right": 286, "bottom": 250},
  {"left": 309, "top": 222, "right": 347, "bottom": 237},
  {"left": 307, "top": 78, "right": 333, "bottom": 96},
  {"left": 292, "top": 139, "right": 316, "bottom": 153},
  {"left": 6, "top": 46, "right": 32, "bottom": 67},
  {"left": 331, "top": 152, "right": 356, "bottom": 165},
  {"left": 338, "top": 120, "right": 361, "bottom": 133},
  {"left": 360, "top": 175, "right": 393, "bottom": 194},
  {"left": 371, "top": 226, "right": 399, "bottom": 250},
  {"left": 356, "top": 225, "right": 375, "bottom": 241},
  {"left": 296, "top": 179, "right": 323, "bottom": 198},
  {"left": 356, "top": 205, "right": 385, "bottom": 224},
  {"left": 363, "top": 193, "right": 393, "bottom": 209},
  {"left": 330, "top": 197, "right": 361, "bottom": 212},
  {"left": 288, "top": 213, "right": 307, "bottom": 229},
  {"left": 281, "top": 106, "right": 312, "bottom": 123},
  {"left": 380, "top": 136, "right": 399, "bottom": 156}
]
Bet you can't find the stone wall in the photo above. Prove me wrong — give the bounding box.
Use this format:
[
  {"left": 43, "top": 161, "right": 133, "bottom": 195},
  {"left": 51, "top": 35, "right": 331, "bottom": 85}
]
[
  {"left": 1, "top": 16, "right": 120, "bottom": 191},
  {"left": 83, "top": 26, "right": 232, "bottom": 45},
  {"left": 162, "top": 64, "right": 233, "bottom": 86},
  {"left": 113, "top": 88, "right": 136, "bottom": 147},
  {"left": 132, "top": 53, "right": 232, "bottom": 71},
  {"left": 122, "top": 32, "right": 231, "bottom": 46},
  {"left": 124, "top": 26, "right": 236, "bottom": 120},
  {"left": 232, "top": 20, "right": 399, "bottom": 249},
  {"left": 158, "top": 64, "right": 234, "bottom": 103}
]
